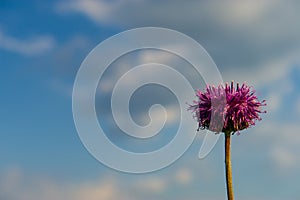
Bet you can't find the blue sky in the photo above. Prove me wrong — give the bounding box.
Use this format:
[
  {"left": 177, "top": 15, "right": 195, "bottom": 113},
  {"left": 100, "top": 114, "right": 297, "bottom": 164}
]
[{"left": 1, "top": 1, "right": 300, "bottom": 200}]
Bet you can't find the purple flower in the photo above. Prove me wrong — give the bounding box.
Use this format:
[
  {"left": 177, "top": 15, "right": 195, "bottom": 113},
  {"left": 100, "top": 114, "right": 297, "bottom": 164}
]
[{"left": 189, "top": 81, "right": 266, "bottom": 134}]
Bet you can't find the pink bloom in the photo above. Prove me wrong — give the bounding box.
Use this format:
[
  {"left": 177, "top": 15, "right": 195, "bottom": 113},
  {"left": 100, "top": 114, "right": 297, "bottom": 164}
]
[{"left": 189, "top": 81, "right": 266, "bottom": 134}]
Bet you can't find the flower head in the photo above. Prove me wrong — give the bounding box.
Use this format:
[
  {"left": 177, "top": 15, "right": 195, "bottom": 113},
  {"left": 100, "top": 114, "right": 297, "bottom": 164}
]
[{"left": 189, "top": 81, "right": 266, "bottom": 134}]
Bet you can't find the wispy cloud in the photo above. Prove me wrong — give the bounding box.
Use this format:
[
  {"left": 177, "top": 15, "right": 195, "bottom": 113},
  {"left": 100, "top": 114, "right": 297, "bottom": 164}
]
[
  {"left": 55, "top": 0, "right": 119, "bottom": 23},
  {"left": 252, "top": 120, "right": 300, "bottom": 173},
  {"left": 0, "top": 167, "right": 193, "bottom": 200},
  {"left": 174, "top": 168, "right": 193, "bottom": 185},
  {"left": 269, "top": 146, "right": 298, "bottom": 171},
  {"left": 55, "top": 0, "right": 300, "bottom": 85},
  {"left": 0, "top": 168, "right": 133, "bottom": 200},
  {"left": 134, "top": 176, "right": 168, "bottom": 193},
  {"left": 0, "top": 31, "right": 55, "bottom": 56}
]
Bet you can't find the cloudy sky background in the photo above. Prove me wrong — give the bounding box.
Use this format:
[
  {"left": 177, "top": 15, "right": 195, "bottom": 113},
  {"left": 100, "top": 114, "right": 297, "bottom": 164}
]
[{"left": 1, "top": 0, "right": 300, "bottom": 199}]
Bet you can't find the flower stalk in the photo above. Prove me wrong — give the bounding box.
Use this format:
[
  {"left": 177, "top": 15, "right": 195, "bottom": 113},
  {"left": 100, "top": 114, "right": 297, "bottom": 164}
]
[{"left": 225, "top": 133, "right": 234, "bottom": 200}]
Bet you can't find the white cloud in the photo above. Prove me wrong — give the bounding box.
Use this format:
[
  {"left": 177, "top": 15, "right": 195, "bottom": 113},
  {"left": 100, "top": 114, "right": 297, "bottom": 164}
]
[
  {"left": 0, "top": 167, "right": 23, "bottom": 195},
  {"left": 266, "top": 92, "right": 281, "bottom": 113},
  {"left": 215, "top": 1, "right": 270, "bottom": 24},
  {"left": 137, "top": 104, "right": 180, "bottom": 125},
  {"left": 0, "top": 168, "right": 134, "bottom": 200},
  {"left": 138, "top": 48, "right": 178, "bottom": 64},
  {"left": 98, "top": 49, "right": 177, "bottom": 94},
  {"left": 255, "top": 121, "right": 300, "bottom": 145},
  {"left": 0, "top": 167, "right": 195, "bottom": 200},
  {"left": 269, "top": 146, "right": 298, "bottom": 170},
  {"left": 55, "top": 0, "right": 119, "bottom": 23},
  {"left": 221, "top": 46, "right": 300, "bottom": 88},
  {"left": 174, "top": 168, "right": 193, "bottom": 185},
  {"left": 251, "top": 120, "right": 300, "bottom": 172},
  {"left": 132, "top": 168, "right": 193, "bottom": 193},
  {"left": 72, "top": 178, "right": 124, "bottom": 200},
  {"left": 56, "top": 0, "right": 300, "bottom": 90},
  {"left": 55, "top": 0, "right": 274, "bottom": 28},
  {"left": 134, "top": 176, "right": 167, "bottom": 193},
  {"left": 0, "top": 31, "right": 55, "bottom": 56},
  {"left": 243, "top": 61, "right": 296, "bottom": 113},
  {"left": 0, "top": 168, "right": 178, "bottom": 200}
]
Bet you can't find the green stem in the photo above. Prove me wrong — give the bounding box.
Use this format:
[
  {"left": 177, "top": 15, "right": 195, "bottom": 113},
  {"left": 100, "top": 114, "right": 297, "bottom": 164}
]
[{"left": 225, "top": 133, "right": 234, "bottom": 200}]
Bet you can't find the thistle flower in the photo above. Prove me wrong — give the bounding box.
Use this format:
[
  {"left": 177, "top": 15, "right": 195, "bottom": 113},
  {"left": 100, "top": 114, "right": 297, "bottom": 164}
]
[
  {"left": 189, "top": 81, "right": 266, "bottom": 134},
  {"left": 188, "top": 81, "right": 266, "bottom": 200}
]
